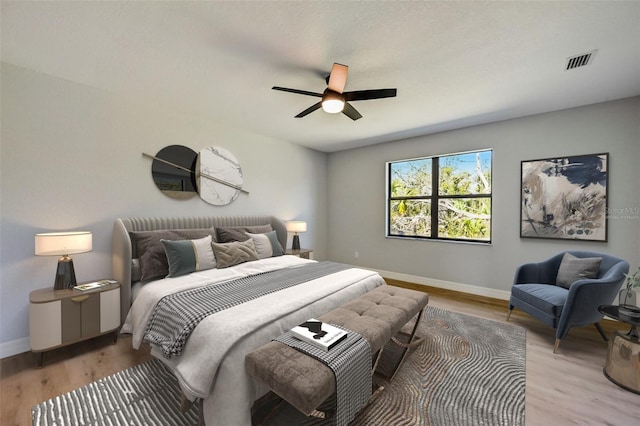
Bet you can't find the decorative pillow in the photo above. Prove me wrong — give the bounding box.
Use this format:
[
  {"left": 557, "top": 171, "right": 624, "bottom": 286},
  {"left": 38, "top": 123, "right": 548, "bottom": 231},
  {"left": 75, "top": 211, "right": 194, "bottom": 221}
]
[
  {"left": 131, "top": 259, "right": 142, "bottom": 282},
  {"left": 161, "top": 235, "right": 216, "bottom": 277},
  {"left": 211, "top": 239, "right": 259, "bottom": 269},
  {"left": 265, "top": 230, "right": 285, "bottom": 257},
  {"left": 130, "top": 228, "right": 216, "bottom": 280},
  {"left": 556, "top": 253, "right": 602, "bottom": 289},
  {"left": 245, "top": 230, "right": 284, "bottom": 259},
  {"left": 216, "top": 225, "right": 273, "bottom": 243}
]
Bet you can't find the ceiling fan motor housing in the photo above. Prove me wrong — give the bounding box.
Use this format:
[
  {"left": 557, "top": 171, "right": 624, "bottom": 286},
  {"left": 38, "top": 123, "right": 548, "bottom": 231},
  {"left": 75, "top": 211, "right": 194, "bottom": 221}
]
[{"left": 322, "top": 89, "right": 345, "bottom": 113}]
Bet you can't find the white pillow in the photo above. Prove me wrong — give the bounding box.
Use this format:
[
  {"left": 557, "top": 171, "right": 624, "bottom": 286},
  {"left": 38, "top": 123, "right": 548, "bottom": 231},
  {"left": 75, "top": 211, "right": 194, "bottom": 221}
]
[{"left": 245, "top": 232, "right": 273, "bottom": 259}]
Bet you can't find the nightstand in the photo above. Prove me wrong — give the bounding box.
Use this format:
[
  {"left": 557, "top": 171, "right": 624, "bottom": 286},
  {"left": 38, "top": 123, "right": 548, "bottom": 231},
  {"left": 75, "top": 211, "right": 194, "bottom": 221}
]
[
  {"left": 29, "top": 280, "right": 121, "bottom": 367},
  {"left": 285, "top": 248, "right": 313, "bottom": 259}
]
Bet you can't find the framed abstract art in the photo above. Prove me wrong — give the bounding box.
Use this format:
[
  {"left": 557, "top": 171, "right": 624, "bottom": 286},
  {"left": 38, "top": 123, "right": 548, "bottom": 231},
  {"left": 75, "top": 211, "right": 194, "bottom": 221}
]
[{"left": 520, "top": 153, "right": 608, "bottom": 241}]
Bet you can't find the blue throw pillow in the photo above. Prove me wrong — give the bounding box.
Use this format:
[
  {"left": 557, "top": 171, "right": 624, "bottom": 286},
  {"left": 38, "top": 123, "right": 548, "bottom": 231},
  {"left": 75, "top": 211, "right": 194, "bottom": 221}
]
[{"left": 161, "top": 235, "right": 216, "bottom": 277}]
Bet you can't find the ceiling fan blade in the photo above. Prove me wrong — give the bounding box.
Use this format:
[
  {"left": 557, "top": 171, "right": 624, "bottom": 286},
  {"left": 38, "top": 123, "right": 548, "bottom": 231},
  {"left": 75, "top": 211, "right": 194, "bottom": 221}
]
[
  {"left": 343, "top": 88, "right": 397, "bottom": 101},
  {"left": 342, "top": 102, "right": 362, "bottom": 121},
  {"left": 327, "top": 63, "right": 348, "bottom": 93},
  {"left": 272, "top": 86, "right": 323, "bottom": 97},
  {"left": 295, "top": 102, "right": 322, "bottom": 118}
]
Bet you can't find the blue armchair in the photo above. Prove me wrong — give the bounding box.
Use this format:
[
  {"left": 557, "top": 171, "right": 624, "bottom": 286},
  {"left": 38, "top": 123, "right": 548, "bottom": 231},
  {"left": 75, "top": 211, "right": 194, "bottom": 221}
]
[{"left": 506, "top": 251, "right": 629, "bottom": 353}]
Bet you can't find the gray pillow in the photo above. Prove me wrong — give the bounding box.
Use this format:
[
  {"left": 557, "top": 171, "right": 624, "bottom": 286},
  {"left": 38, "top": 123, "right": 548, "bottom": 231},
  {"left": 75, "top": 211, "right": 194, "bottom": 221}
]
[
  {"left": 130, "top": 228, "right": 216, "bottom": 280},
  {"left": 161, "top": 235, "right": 216, "bottom": 277},
  {"left": 556, "top": 253, "right": 602, "bottom": 289},
  {"left": 245, "top": 230, "right": 284, "bottom": 258},
  {"left": 216, "top": 225, "right": 273, "bottom": 243},
  {"left": 211, "top": 239, "right": 259, "bottom": 269},
  {"left": 131, "top": 259, "right": 142, "bottom": 282}
]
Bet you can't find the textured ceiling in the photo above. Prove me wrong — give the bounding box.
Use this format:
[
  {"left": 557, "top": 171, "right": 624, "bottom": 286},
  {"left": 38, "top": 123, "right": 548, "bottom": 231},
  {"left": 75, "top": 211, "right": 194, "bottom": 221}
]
[{"left": 2, "top": 1, "right": 639, "bottom": 152}]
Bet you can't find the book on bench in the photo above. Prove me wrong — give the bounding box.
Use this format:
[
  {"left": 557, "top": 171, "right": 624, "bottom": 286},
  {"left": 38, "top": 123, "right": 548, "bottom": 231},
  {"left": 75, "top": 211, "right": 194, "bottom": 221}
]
[{"left": 290, "top": 319, "right": 348, "bottom": 351}]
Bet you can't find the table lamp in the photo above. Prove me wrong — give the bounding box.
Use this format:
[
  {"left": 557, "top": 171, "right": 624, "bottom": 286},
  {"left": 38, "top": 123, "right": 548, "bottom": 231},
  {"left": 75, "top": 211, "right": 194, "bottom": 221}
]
[
  {"left": 285, "top": 221, "right": 307, "bottom": 250},
  {"left": 35, "top": 231, "right": 93, "bottom": 290}
]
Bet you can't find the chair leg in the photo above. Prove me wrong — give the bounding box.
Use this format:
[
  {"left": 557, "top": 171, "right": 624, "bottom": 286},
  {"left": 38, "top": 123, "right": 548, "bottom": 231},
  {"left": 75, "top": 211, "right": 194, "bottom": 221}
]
[
  {"left": 553, "top": 338, "right": 561, "bottom": 354},
  {"left": 594, "top": 322, "right": 609, "bottom": 342},
  {"left": 506, "top": 308, "right": 513, "bottom": 321}
]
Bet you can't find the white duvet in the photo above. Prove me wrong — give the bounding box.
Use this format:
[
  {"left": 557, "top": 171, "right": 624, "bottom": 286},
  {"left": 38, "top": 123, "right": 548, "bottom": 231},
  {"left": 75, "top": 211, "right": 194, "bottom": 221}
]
[{"left": 121, "top": 256, "right": 385, "bottom": 426}]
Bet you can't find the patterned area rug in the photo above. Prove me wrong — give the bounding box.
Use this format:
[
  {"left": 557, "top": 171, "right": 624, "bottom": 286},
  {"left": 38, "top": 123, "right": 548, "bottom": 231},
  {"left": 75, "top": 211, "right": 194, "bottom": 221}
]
[
  {"left": 32, "top": 306, "right": 525, "bottom": 426},
  {"left": 31, "top": 361, "right": 199, "bottom": 426},
  {"left": 353, "top": 306, "right": 526, "bottom": 425}
]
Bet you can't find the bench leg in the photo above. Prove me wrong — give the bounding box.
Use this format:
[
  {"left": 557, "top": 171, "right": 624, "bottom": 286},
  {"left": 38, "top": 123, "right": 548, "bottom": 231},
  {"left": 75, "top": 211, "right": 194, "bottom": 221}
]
[
  {"left": 180, "top": 395, "right": 193, "bottom": 412},
  {"left": 371, "top": 346, "right": 385, "bottom": 375},
  {"left": 388, "top": 307, "right": 425, "bottom": 380},
  {"left": 180, "top": 395, "right": 205, "bottom": 426},
  {"left": 198, "top": 399, "right": 205, "bottom": 426},
  {"left": 252, "top": 392, "right": 289, "bottom": 426}
]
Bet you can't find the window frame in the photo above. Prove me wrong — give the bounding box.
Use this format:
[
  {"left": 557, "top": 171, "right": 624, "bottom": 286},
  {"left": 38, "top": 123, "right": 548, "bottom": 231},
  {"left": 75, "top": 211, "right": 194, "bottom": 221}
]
[{"left": 386, "top": 149, "right": 493, "bottom": 244}]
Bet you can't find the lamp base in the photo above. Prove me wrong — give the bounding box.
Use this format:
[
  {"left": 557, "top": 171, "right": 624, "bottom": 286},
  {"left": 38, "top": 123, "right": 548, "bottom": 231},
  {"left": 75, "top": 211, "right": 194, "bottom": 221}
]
[
  {"left": 292, "top": 234, "right": 300, "bottom": 250},
  {"left": 54, "top": 256, "right": 77, "bottom": 290}
]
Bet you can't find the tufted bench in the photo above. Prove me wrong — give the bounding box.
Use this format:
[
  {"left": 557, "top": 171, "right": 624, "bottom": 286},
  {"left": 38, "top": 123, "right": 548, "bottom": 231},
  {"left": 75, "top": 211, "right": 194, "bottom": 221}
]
[{"left": 245, "top": 285, "right": 429, "bottom": 419}]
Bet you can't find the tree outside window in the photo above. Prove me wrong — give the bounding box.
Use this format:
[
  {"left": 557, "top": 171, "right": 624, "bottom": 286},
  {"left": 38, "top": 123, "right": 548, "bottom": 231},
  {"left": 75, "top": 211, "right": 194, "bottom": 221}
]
[{"left": 387, "top": 149, "right": 492, "bottom": 243}]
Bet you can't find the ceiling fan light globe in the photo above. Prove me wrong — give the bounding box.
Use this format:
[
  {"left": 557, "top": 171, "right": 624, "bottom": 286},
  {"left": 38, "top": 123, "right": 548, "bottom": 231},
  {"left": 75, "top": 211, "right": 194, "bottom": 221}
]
[{"left": 322, "top": 99, "right": 345, "bottom": 113}]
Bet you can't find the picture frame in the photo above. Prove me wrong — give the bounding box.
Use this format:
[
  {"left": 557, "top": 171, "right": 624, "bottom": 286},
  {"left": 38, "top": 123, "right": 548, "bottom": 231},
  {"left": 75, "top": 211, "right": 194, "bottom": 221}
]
[{"left": 520, "top": 153, "right": 608, "bottom": 241}]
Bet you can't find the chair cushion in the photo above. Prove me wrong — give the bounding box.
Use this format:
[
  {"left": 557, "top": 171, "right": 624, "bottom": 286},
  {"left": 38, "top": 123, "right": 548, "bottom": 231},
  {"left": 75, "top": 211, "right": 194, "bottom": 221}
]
[
  {"left": 511, "top": 283, "right": 568, "bottom": 317},
  {"left": 556, "top": 252, "right": 601, "bottom": 289}
]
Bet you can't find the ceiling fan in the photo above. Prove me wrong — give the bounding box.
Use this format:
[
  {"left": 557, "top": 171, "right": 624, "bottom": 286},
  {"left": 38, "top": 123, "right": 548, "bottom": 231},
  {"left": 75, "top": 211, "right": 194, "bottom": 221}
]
[{"left": 272, "top": 63, "right": 397, "bottom": 121}]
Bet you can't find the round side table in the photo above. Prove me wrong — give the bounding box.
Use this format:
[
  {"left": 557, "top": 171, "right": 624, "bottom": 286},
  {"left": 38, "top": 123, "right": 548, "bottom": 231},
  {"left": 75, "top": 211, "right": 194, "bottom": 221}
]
[{"left": 598, "top": 305, "right": 640, "bottom": 394}]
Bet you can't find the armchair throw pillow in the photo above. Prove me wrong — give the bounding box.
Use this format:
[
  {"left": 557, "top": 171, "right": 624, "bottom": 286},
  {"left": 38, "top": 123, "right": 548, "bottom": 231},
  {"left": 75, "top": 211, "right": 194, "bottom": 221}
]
[{"left": 556, "top": 253, "right": 602, "bottom": 289}]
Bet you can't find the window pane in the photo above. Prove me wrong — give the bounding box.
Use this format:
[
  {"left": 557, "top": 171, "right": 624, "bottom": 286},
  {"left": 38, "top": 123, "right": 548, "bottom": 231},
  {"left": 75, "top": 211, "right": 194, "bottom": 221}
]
[
  {"left": 438, "top": 198, "right": 491, "bottom": 240},
  {"left": 390, "top": 159, "right": 432, "bottom": 197},
  {"left": 439, "top": 151, "right": 492, "bottom": 195},
  {"left": 389, "top": 200, "right": 431, "bottom": 237}
]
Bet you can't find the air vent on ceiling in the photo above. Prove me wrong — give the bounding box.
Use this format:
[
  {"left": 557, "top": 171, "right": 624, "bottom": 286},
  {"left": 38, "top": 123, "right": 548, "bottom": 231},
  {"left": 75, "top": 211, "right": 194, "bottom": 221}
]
[{"left": 565, "top": 50, "right": 597, "bottom": 70}]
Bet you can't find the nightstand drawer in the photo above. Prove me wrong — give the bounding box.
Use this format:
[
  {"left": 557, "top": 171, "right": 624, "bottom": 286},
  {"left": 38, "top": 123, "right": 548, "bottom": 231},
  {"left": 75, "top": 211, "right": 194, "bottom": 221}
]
[
  {"left": 61, "top": 293, "right": 100, "bottom": 342},
  {"left": 29, "top": 301, "right": 61, "bottom": 351}
]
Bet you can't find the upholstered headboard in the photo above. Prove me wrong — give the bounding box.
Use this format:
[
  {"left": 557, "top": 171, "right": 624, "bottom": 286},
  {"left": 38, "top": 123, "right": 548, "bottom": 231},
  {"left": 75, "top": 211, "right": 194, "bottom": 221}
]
[{"left": 112, "top": 215, "right": 288, "bottom": 324}]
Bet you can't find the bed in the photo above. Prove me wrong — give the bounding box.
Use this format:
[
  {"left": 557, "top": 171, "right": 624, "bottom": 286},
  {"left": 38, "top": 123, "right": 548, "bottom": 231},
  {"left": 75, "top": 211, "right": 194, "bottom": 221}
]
[{"left": 112, "top": 215, "right": 386, "bottom": 426}]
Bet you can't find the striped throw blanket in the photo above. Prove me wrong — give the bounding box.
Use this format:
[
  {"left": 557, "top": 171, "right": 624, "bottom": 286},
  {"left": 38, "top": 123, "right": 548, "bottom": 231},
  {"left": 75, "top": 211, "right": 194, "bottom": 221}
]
[
  {"left": 144, "top": 261, "right": 352, "bottom": 358},
  {"left": 275, "top": 328, "right": 372, "bottom": 426}
]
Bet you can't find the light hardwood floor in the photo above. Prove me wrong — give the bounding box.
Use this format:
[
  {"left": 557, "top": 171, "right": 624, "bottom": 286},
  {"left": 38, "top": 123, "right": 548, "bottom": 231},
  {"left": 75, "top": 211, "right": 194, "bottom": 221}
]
[{"left": 2, "top": 281, "right": 639, "bottom": 426}]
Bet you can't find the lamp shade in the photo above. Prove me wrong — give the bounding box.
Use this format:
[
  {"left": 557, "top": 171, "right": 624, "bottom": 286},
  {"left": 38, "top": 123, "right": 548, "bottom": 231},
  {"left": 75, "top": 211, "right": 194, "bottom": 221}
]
[
  {"left": 321, "top": 90, "right": 345, "bottom": 114},
  {"left": 285, "top": 221, "right": 307, "bottom": 234},
  {"left": 35, "top": 231, "right": 93, "bottom": 256}
]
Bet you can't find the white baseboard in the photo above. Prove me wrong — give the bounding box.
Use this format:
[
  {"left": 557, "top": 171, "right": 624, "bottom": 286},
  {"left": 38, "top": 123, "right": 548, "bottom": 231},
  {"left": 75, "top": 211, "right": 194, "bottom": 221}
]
[
  {"left": 0, "top": 337, "right": 30, "bottom": 359},
  {"left": 371, "top": 268, "right": 511, "bottom": 301}
]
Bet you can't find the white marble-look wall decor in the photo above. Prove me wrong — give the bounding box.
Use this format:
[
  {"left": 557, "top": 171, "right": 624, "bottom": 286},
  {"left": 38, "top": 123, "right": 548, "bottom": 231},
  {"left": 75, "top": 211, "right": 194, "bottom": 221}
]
[{"left": 197, "top": 146, "right": 245, "bottom": 206}]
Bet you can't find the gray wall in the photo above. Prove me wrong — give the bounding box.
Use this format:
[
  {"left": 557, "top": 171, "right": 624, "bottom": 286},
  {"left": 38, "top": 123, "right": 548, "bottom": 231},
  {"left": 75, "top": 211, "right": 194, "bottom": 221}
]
[
  {"left": 0, "top": 63, "right": 328, "bottom": 356},
  {"left": 327, "top": 97, "right": 640, "bottom": 297}
]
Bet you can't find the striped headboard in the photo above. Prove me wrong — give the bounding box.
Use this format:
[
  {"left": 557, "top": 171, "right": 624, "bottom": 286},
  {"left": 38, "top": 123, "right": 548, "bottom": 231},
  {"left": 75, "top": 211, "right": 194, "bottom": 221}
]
[{"left": 112, "top": 215, "right": 287, "bottom": 324}]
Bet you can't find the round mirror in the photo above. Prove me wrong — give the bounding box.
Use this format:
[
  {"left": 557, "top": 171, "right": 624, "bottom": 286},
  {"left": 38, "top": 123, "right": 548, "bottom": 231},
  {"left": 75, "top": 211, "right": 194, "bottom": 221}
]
[{"left": 151, "top": 145, "right": 198, "bottom": 199}]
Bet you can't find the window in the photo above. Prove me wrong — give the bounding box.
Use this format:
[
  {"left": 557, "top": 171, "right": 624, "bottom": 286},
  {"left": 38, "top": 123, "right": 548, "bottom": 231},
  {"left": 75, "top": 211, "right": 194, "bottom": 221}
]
[{"left": 387, "top": 149, "right": 492, "bottom": 243}]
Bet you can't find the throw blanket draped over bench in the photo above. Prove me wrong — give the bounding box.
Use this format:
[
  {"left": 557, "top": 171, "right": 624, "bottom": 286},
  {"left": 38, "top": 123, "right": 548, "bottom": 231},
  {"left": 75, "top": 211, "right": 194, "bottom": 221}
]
[
  {"left": 144, "top": 262, "right": 352, "bottom": 358},
  {"left": 275, "top": 329, "right": 371, "bottom": 426}
]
